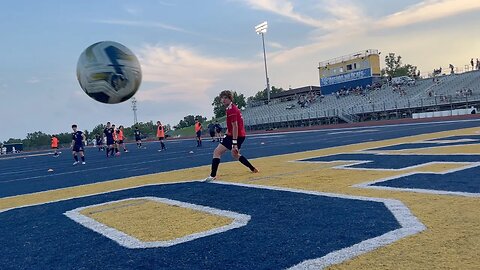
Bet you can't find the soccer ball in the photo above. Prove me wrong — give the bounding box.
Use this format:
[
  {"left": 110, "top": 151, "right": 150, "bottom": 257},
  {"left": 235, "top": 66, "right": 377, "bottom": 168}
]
[{"left": 76, "top": 41, "right": 142, "bottom": 104}]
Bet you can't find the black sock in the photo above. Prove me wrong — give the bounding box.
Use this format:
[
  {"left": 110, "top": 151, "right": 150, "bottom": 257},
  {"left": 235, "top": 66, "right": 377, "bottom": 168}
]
[
  {"left": 161, "top": 142, "right": 165, "bottom": 149},
  {"left": 210, "top": 158, "right": 221, "bottom": 177},
  {"left": 110, "top": 148, "right": 114, "bottom": 156},
  {"left": 239, "top": 156, "right": 255, "bottom": 171},
  {"left": 74, "top": 156, "right": 78, "bottom": 162},
  {"left": 81, "top": 156, "right": 85, "bottom": 162}
]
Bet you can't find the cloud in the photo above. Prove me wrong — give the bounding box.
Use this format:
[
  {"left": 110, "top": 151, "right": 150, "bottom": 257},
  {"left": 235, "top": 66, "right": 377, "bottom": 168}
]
[
  {"left": 93, "top": 19, "right": 190, "bottom": 34},
  {"left": 241, "top": 0, "right": 480, "bottom": 66},
  {"left": 267, "top": 41, "right": 285, "bottom": 49},
  {"left": 379, "top": 0, "right": 480, "bottom": 28},
  {"left": 158, "top": 1, "right": 174, "bottom": 6},
  {"left": 242, "top": 0, "right": 323, "bottom": 28},
  {"left": 136, "top": 45, "right": 256, "bottom": 103},
  {"left": 123, "top": 6, "right": 142, "bottom": 16},
  {"left": 26, "top": 77, "right": 40, "bottom": 84}
]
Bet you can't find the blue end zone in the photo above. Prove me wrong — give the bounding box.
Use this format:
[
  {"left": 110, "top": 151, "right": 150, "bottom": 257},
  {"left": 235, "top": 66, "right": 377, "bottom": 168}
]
[
  {"left": 0, "top": 182, "right": 400, "bottom": 270},
  {"left": 302, "top": 154, "right": 480, "bottom": 194}
]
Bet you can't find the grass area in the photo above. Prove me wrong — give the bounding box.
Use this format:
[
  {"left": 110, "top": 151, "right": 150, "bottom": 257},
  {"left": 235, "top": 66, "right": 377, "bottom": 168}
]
[{"left": 170, "top": 117, "right": 226, "bottom": 138}]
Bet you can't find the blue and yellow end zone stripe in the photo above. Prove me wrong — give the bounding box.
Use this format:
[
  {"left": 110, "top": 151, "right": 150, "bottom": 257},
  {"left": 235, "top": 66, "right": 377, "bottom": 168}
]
[{"left": 0, "top": 127, "right": 479, "bottom": 269}]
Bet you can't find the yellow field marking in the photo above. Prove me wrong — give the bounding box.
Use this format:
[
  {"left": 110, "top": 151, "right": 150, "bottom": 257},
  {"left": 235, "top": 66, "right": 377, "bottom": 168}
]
[{"left": 80, "top": 199, "right": 233, "bottom": 242}]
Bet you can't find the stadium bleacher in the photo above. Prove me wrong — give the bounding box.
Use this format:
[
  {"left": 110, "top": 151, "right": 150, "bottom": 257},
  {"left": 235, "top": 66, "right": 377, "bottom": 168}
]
[{"left": 243, "top": 70, "right": 480, "bottom": 127}]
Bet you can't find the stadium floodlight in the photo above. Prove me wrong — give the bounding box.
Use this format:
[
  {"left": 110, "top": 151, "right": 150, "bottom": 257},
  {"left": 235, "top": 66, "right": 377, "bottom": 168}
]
[
  {"left": 131, "top": 97, "right": 138, "bottom": 125},
  {"left": 255, "top": 21, "right": 268, "bottom": 34},
  {"left": 255, "top": 21, "right": 271, "bottom": 103}
]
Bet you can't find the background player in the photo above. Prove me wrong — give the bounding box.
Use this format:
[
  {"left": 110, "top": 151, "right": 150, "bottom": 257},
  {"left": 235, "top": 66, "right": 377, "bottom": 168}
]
[
  {"left": 103, "top": 122, "right": 115, "bottom": 157},
  {"left": 134, "top": 126, "right": 143, "bottom": 149},
  {"left": 71, "top": 124, "right": 86, "bottom": 165},
  {"left": 117, "top": 125, "right": 128, "bottom": 153},
  {"left": 195, "top": 119, "right": 202, "bottom": 147},
  {"left": 157, "top": 121, "right": 166, "bottom": 151},
  {"left": 112, "top": 124, "right": 120, "bottom": 156},
  {"left": 51, "top": 135, "right": 59, "bottom": 157},
  {"left": 208, "top": 122, "right": 216, "bottom": 142},
  {"left": 204, "top": 90, "right": 258, "bottom": 182},
  {"left": 95, "top": 133, "right": 104, "bottom": 151},
  {"left": 214, "top": 120, "right": 223, "bottom": 142}
]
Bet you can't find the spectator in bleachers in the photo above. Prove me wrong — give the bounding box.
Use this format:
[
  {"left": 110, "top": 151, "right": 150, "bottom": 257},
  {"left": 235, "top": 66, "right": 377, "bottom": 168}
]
[
  {"left": 449, "top": 64, "right": 455, "bottom": 74},
  {"left": 476, "top": 59, "right": 480, "bottom": 70},
  {"left": 471, "top": 58, "right": 474, "bottom": 70}
]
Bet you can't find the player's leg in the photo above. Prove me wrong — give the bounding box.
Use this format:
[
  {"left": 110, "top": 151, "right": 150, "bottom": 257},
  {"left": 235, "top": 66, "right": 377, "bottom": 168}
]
[
  {"left": 72, "top": 148, "right": 79, "bottom": 165},
  {"left": 210, "top": 131, "right": 215, "bottom": 142},
  {"left": 158, "top": 137, "right": 165, "bottom": 151},
  {"left": 79, "top": 150, "right": 86, "bottom": 164},
  {"left": 115, "top": 142, "right": 120, "bottom": 156},
  {"left": 204, "top": 143, "right": 229, "bottom": 182},
  {"left": 233, "top": 138, "right": 258, "bottom": 173}
]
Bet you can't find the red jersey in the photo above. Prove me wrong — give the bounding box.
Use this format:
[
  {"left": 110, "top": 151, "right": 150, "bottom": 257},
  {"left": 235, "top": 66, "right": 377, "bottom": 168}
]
[
  {"left": 157, "top": 125, "right": 165, "bottom": 138},
  {"left": 226, "top": 103, "right": 246, "bottom": 137},
  {"left": 51, "top": 137, "right": 59, "bottom": 148},
  {"left": 195, "top": 122, "right": 202, "bottom": 132},
  {"left": 118, "top": 130, "right": 124, "bottom": 140}
]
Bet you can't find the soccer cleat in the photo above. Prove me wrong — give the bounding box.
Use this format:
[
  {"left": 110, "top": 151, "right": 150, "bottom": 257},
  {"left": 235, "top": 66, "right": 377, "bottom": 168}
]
[
  {"left": 158, "top": 149, "right": 162, "bottom": 152},
  {"left": 82, "top": 162, "right": 86, "bottom": 165},
  {"left": 203, "top": 176, "right": 216, "bottom": 183},
  {"left": 73, "top": 161, "right": 79, "bottom": 166},
  {"left": 252, "top": 168, "right": 259, "bottom": 173},
  {"left": 124, "top": 150, "right": 129, "bottom": 153}
]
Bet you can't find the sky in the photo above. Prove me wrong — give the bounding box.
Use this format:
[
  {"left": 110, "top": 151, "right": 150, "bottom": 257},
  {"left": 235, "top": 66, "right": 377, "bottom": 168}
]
[{"left": 1, "top": 0, "right": 480, "bottom": 141}]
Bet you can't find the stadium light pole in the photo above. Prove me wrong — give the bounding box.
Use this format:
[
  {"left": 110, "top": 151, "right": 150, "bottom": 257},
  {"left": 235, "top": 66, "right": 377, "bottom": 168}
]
[
  {"left": 131, "top": 97, "right": 138, "bottom": 125},
  {"left": 255, "top": 21, "right": 271, "bottom": 103}
]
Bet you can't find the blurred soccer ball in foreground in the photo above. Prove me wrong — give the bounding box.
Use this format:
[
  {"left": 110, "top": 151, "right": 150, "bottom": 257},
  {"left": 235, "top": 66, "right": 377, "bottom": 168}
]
[{"left": 77, "top": 41, "right": 142, "bottom": 104}]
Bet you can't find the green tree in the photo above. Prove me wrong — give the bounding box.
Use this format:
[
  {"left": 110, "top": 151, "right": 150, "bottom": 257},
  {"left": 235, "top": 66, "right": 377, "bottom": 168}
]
[
  {"left": 247, "top": 86, "right": 284, "bottom": 103},
  {"left": 56, "top": 132, "right": 73, "bottom": 146},
  {"left": 382, "top": 53, "right": 418, "bottom": 78},
  {"left": 184, "top": 115, "right": 195, "bottom": 127},
  {"left": 91, "top": 124, "right": 106, "bottom": 139},
  {"left": 23, "top": 131, "right": 51, "bottom": 148},
  {"left": 195, "top": 115, "right": 207, "bottom": 123},
  {"left": 3, "top": 138, "right": 22, "bottom": 144},
  {"left": 212, "top": 91, "right": 247, "bottom": 118}
]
